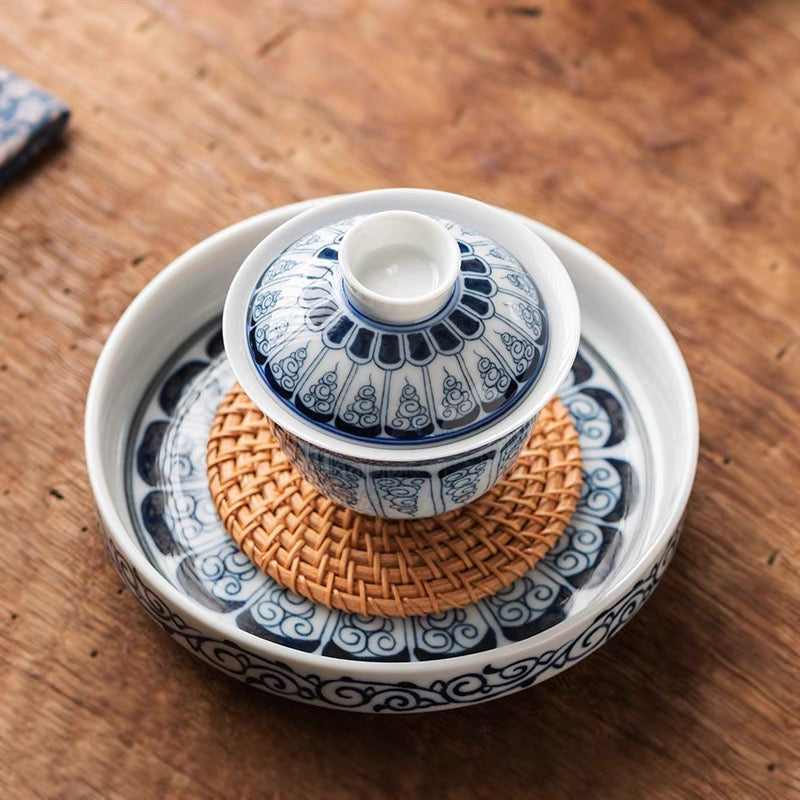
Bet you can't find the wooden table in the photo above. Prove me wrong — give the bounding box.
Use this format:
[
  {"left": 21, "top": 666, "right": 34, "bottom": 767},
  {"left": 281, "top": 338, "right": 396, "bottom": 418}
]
[{"left": 2, "top": 1, "right": 798, "bottom": 797}]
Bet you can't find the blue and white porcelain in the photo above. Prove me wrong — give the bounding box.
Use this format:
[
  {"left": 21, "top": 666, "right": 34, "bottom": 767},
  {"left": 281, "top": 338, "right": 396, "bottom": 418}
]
[
  {"left": 85, "top": 197, "right": 698, "bottom": 712},
  {"left": 126, "top": 326, "right": 644, "bottom": 661},
  {"left": 223, "top": 189, "right": 581, "bottom": 518}
]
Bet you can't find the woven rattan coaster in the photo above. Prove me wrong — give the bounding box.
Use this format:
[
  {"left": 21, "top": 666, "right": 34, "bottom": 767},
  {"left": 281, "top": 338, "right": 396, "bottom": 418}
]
[{"left": 206, "top": 386, "right": 582, "bottom": 618}]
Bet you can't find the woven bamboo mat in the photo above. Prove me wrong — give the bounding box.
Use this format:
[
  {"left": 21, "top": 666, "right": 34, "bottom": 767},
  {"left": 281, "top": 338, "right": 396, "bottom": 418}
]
[{"left": 206, "top": 387, "right": 582, "bottom": 618}]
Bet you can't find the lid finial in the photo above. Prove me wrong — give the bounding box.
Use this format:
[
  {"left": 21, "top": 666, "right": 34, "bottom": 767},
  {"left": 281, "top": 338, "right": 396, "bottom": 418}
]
[{"left": 338, "top": 211, "right": 461, "bottom": 325}]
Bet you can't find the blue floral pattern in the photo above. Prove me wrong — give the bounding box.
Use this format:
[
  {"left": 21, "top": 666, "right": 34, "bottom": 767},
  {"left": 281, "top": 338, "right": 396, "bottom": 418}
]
[
  {"left": 298, "top": 369, "right": 338, "bottom": 419},
  {"left": 439, "top": 371, "right": 477, "bottom": 427},
  {"left": 505, "top": 271, "right": 539, "bottom": 300},
  {"left": 246, "top": 218, "right": 549, "bottom": 445},
  {"left": 177, "top": 542, "right": 258, "bottom": 612},
  {"left": 269, "top": 346, "right": 307, "bottom": 395},
  {"left": 340, "top": 383, "right": 380, "bottom": 433},
  {"left": 287, "top": 446, "right": 363, "bottom": 509},
  {"left": 440, "top": 457, "right": 491, "bottom": 507},
  {"left": 238, "top": 584, "right": 326, "bottom": 648},
  {"left": 543, "top": 521, "right": 620, "bottom": 588},
  {"left": 509, "top": 301, "right": 544, "bottom": 338},
  {"left": 373, "top": 473, "right": 428, "bottom": 517},
  {"left": 388, "top": 380, "right": 432, "bottom": 438},
  {"left": 500, "top": 331, "right": 537, "bottom": 378},
  {"left": 324, "top": 615, "right": 408, "bottom": 661},
  {"left": 413, "top": 609, "right": 489, "bottom": 659},
  {"left": 485, "top": 570, "right": 569, "bottom": 639},
  {"left": 476, "top": 354, "right": 514, "bottom": 405},
  {"left": 562, "top": 387, "right": 625, "bottom": 448},
  {"left": 125, "top": 323, "right": 648, "bottom": 669}
]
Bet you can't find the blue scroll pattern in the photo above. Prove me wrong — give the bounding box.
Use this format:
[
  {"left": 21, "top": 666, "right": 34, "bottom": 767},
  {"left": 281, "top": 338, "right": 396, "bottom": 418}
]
[{"left": 104, "top": 526, "right": 679, "bottom": 711}]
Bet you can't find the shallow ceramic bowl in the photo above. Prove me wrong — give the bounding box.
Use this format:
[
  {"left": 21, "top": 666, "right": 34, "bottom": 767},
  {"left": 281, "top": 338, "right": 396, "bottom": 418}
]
[
  {"left": 85, "top": 197, "right": 698, "bottom": 713},
  {"left": 222, "top": 190, "right": 580, "bottom": 518}
]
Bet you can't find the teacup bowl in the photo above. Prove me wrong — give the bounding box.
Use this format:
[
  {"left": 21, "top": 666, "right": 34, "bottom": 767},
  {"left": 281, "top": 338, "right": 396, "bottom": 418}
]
[
  {"left": 223, "top": 189, "right": 580, "bottom": 518},
  {"left": 270, "top": 417, "right": 533, "bottom": 518}
]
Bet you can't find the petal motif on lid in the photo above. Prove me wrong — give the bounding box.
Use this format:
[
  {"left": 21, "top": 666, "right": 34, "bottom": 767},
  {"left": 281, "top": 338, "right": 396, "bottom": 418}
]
[
  {"left": 347, "top": 327, "right": 376, "bottom": 364},
  {"left": 300, "top": 282, "right": 333, "bottom": 306},
  {"left": 505, "top": 271, "right": 539, "bottom": 302},
  {"left": 251, "top": 318, "right": 290, "bottom": 359},
  {"left": 462, "top": 277, "right": 495, "bottom": 297},
  {"left": 459, "top": 293, "right": 493, "bottom": 318},
  {"left": 270, "top": 257, "right": 300, "bottom": 277},
  {"left": 251, "top": 288, "right": 282, "bottom": 321},
  {"left": 305, "top": 298, "right": 338, "bottom": 331},
  {"left": 429, "top": 322, "right": 462, "bottom": 355},
  {"left": 376, "top": 333, "right": 403, "bottom": 369},
  {"left": 499, "top": 331, "right": 539, "bottom": 381},
  {"left": 293, "top": 232, "right": 321, "bottom": 248},
  {"left": 475, "top": 352, "right": 517, "bottom": 412},
  {"left": 322, "top": 314, "right": 356, "bottom": 348},
  {"left": 460, "top": 256, "right": 490, "bottom": 275},
  {"left": 245, "top": 216, "right": 549, "bottom": 446},
  {"left": 404, "top": 332, "right": 434, "bottom": 366},
  {"left": 509, "top": 301, "right": 544, "bottom": 340},
  {"left": 448, "top": 308, "right": 483, "bottom": 339}
]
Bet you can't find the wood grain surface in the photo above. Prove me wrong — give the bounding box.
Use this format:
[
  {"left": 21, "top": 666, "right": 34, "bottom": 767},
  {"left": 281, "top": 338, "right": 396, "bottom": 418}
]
[{"left": 1, "top": 1, "right": 798, "bottom": 798}]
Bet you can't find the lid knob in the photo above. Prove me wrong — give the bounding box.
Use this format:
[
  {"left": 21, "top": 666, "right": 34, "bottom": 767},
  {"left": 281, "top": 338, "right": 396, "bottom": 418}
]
[{"left": 338, "top": 210, "right": 461, "bottom": 325}]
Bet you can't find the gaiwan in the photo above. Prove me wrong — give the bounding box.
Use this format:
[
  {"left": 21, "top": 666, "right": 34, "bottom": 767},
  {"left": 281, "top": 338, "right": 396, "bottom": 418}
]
[{"left": 223, "top": 188, "right": 580, "bottom": 518}]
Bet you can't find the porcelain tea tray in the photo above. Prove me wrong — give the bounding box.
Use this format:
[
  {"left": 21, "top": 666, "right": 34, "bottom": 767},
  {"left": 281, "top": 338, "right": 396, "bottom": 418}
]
[{"left": 85, "top": 197, "right": 698, "bottom": 713}]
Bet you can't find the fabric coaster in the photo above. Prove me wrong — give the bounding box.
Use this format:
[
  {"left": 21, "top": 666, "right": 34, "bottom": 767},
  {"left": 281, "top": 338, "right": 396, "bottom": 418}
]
[{"left": 0, "top": 68, "right": 69, "bottom": 187}]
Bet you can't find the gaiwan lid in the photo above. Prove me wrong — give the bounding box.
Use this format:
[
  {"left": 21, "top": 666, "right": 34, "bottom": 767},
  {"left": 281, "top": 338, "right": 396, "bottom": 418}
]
[{"left": 223, "top": 189, "right": 580, "bottom": 457}]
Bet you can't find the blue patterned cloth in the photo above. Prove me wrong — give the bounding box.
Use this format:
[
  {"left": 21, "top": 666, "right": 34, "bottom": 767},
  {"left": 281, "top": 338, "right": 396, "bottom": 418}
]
[{"left": 0, "top": 68, "right": 69, "bottom": 187}]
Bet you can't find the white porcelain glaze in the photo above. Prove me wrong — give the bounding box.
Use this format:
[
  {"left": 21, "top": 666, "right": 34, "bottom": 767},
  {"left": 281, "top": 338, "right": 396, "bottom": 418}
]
[{"left": 339, "top": 210, "right": 461, "bottom": 324}]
